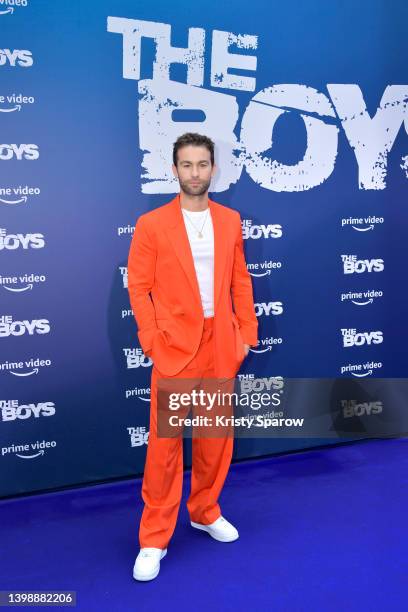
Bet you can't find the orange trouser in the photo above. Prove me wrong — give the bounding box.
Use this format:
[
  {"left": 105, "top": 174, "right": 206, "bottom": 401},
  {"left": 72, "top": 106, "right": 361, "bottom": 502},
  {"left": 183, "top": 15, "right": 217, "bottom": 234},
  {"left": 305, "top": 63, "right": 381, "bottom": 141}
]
[{"left": 139, "top": 316, "right": 234, "bottom": 549}]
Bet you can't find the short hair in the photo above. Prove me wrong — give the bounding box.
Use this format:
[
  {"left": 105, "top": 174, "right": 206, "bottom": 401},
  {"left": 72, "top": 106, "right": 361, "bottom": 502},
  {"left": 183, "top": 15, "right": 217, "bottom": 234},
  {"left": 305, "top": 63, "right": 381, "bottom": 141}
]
[{"left": 173, "top": 132, "right": 215, "bottom": 166}]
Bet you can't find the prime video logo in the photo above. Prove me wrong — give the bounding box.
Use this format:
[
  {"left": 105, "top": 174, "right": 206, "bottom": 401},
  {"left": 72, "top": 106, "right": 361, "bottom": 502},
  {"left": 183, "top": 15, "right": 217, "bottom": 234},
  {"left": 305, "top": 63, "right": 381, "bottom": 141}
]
[
  {"left": 0, "top": 1, "right": 29, "bottom": 17},
  {"left": 2, "top": 439, "right": 57, "bottom": 460}
]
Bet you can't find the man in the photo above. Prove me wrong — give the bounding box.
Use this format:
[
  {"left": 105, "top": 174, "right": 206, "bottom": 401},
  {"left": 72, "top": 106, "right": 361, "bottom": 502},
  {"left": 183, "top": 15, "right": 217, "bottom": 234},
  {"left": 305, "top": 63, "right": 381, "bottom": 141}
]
[{"left": 127, "top": 132, "right": 258, "bottom": 581}]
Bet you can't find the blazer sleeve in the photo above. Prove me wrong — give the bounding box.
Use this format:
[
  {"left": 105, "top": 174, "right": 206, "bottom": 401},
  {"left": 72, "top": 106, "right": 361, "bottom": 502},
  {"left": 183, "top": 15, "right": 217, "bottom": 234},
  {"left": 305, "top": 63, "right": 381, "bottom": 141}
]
[
  {"left": 231, "top": 212, "right": 258, "bottom": 347},
  {"left": 127, "top": 214, "right": 158, "bottom": 355}
]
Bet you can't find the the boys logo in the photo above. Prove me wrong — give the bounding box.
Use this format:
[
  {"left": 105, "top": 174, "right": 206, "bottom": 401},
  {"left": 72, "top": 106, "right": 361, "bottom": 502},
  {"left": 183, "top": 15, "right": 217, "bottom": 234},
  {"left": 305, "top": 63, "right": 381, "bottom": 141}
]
[
  {"left": 341, "top": 400, "right": 383, "bottom": 418},
  {"left": 119, "top": 266, "right": 128, "bottom": 288},
  {"left": 242, "top": 220, "right": 282, "bottom": 239},
  {"left": 240, "top": 376, "right": 284, "bottom": 393},
  {"left": 0, "top": 229, "right": 45, "bottom": 250},
  {"left": 0, "top": 48, "right": 33, "bottom": 67},
  {"left": 0, "top": 316, "right": 50, "bottom": 337},
  {"left": 108, "top": 17, "right": 408, "bottom": 193},
  {"left": 341, "top": 255, "right": 384, "bottom": 274},
  {"left": 341, "top": 328, "right": 383, "bottom": 347},
  {"left": 1, "top": 400, "right": 55, "bottom": 421},
  {"left": 255, "top": 301, "right": 283, "bottom": 316},
  {"left": 123, "top": 347, "right": 152, "bottom": 368},
  {"left": 0, "top": 144, "right": 39, "bottom": 160},
  {"left": 127, "top": 426, "right": 149, "bottom": 446}
]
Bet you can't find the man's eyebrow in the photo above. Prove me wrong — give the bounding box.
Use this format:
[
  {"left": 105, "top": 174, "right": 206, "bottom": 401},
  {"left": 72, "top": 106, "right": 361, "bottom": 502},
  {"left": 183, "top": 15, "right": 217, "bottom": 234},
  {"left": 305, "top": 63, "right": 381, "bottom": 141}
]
[{"left": 181, "top": 160, "right": 209, "bottom": 163}]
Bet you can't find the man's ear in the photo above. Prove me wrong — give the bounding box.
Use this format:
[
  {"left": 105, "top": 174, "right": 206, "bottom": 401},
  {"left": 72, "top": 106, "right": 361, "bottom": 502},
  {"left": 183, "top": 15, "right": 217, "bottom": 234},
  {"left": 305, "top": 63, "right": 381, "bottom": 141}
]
[
  {"left": 211, "top": 163, "right": 217, "bottom": 177},
  {"left": 172, "top": 163, "right": 178, "bottom": 179}
]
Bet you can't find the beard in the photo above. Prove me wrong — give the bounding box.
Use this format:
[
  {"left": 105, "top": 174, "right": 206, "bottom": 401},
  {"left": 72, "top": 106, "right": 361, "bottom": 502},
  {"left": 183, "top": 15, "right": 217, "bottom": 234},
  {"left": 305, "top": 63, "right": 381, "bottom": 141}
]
[{"left": 178, "top": 177, "right": 211, "bottom": 197}]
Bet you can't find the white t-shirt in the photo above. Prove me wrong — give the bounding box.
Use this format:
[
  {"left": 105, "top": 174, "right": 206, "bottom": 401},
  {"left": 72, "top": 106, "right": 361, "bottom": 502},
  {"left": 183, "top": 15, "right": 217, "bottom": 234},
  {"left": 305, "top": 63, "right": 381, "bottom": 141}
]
[{"left": 181, "top": 207, "right": 214, "bottom": 317}]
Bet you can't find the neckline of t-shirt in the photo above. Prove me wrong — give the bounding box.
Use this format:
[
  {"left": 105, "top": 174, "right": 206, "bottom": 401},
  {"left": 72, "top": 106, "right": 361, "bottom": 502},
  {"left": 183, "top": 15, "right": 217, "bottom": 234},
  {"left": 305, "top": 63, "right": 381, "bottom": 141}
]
[{"left": 181, "top": 207, "right": 210, "bottom": 215}]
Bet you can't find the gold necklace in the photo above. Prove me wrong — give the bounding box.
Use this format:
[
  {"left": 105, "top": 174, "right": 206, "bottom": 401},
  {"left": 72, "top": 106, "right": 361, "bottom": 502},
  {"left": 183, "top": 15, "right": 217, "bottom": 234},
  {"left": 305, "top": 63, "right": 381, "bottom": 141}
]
[{"left": 182, "top": 207, "right": 209, "bottom": 239}]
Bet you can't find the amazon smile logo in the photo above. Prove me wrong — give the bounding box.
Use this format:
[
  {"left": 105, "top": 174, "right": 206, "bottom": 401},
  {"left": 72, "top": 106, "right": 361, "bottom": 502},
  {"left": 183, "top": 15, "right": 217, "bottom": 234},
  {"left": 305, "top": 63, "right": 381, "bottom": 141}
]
[
  {"left": 340, "top": 360, "right": 383, "bottom": 377},
  {"left": 0, "top": 186, "right": 40, "bottom": 205},
  {"left": 250, "top": 345, "right": 272, "bottom": 354},
  {"left": 0, "top": 195, "right": 27, "bottom": 205},
  {"left": 10, "top": 367, "right": 38, "bottom": 376},
  {"left": 0, "top": 356, "right": 51, "bottom": 376},
  {"left": 249, "top": 269, "right": 271, "bottom": 277},
  {"left": 247, "top": 259, "right": 282, "bottom": 277},
  {"left": 250, "top": 336, "right": 283, "bottom": 353},
  {"left": 340, "top": 289, "right": 383, "bottom": 306},
  {"left": 353, "top": 224, "right": 374, "bottom": 232},
  {"left": 1, "top": 439, "right": 57, "bottom": 460},
  {"left": 341, "top": 215, "right": 384, "bottom": 231},
  {"left": 0, "top": 273, "right": 46, "bottom": 293},
  {"left": 0, "top": 94, "right": 35, "bottom": 112},
  {"left": 0, "top": 1, "right": 29, "bottom": 16},
  {"left": 2, "top": 283, "right": 32, "bottom": 293},
  {"left": 0, "top": 103, "right": 20, "bottom": 112},
  {"left": 125, "top": 385, "right": 150, "bottom": 401}
]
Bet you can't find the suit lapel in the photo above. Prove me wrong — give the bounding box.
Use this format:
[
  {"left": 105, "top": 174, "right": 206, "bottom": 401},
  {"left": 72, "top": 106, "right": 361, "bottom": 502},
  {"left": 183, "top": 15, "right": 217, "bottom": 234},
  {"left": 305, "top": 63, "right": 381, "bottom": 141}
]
[{"left": 164, "top": 194, "right": 228, "bottom": 313}]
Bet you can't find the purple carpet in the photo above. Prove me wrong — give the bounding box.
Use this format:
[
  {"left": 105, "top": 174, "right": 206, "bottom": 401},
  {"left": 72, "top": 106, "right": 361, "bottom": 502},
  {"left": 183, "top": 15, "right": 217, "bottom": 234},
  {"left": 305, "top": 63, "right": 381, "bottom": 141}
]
[{"left": 1, "top": 438, "right": 407, "bottom": 611}]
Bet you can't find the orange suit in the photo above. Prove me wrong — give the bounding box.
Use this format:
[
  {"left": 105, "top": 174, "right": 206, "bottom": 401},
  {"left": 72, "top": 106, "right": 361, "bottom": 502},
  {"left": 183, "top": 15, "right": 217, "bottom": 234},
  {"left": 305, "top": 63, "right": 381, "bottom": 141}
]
[{"left": 128, "top": 193, "right": 258, "bottom": 548}]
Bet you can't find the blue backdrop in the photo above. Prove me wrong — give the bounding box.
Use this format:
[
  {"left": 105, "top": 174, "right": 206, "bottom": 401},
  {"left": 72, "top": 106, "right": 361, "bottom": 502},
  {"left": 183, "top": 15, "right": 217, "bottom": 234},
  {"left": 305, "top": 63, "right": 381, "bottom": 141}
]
[{"left": 1, "top": 0, "right": 407, "bottom": 497}]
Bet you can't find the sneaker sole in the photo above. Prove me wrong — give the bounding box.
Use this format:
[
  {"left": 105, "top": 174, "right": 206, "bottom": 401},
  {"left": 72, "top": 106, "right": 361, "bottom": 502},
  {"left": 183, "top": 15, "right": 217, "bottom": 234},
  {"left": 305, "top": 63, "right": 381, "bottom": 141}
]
[
  {"left": 133, "top": 549, "right": 167, "bottom": 581},
  {"left": 190, "top": 521, "right": 239, "bottom": 542}
]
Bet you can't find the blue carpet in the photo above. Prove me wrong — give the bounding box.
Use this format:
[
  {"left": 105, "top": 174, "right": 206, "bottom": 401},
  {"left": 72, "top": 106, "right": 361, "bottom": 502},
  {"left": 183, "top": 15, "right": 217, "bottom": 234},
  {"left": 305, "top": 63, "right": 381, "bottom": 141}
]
[{"left": 1, "top": 438, "right": 407, "bottom": 611}]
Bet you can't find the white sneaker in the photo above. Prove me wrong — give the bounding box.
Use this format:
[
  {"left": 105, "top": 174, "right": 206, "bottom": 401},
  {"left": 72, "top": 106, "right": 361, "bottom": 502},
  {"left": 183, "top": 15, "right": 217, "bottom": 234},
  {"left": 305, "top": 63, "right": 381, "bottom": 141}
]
[
  {"left": 190, "top": 516, "right": 239, "bottom": 542},
  {"left": 133, "top": 547, "right": 167, "bottom": 581}
]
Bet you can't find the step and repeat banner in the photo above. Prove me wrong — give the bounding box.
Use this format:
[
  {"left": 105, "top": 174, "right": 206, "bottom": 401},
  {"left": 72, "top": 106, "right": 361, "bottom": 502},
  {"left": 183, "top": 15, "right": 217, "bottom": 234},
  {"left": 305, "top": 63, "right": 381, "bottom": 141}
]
[{"left": 1, "top": 0, "right": 407, "bottom": 497}]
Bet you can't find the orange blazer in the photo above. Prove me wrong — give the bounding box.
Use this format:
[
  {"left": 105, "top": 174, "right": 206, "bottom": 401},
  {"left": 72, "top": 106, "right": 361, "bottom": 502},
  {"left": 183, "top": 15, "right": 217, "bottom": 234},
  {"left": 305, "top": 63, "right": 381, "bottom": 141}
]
[{"left": 127, "top": 194, "right": 258, "bottom": 378}]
